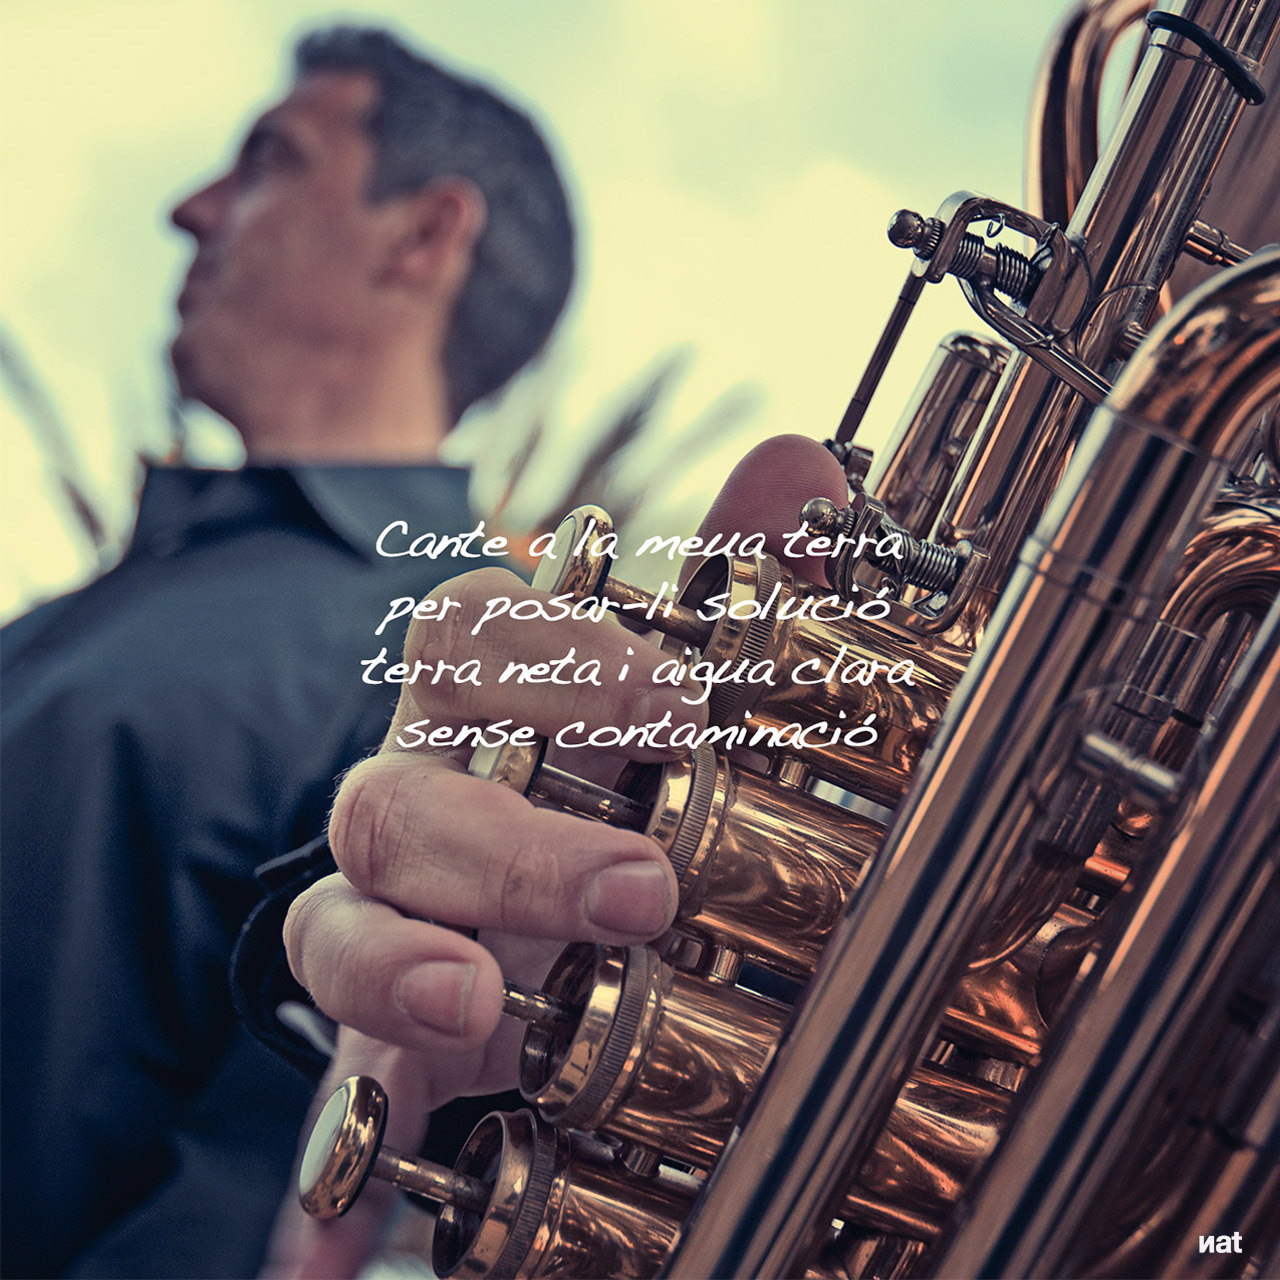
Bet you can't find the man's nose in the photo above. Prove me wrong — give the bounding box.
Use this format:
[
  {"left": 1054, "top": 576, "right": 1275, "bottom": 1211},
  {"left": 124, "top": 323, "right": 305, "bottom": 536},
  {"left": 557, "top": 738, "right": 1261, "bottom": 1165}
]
[{"left": 170, "top": 175, "right": 231, "bottom": 239}]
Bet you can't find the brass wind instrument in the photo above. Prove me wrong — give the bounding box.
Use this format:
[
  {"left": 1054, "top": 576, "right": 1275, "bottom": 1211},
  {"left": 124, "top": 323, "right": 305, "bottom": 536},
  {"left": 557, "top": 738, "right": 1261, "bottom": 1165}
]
[{"left": 301, "top": 1, "right": 1280, "bottom": 1275}]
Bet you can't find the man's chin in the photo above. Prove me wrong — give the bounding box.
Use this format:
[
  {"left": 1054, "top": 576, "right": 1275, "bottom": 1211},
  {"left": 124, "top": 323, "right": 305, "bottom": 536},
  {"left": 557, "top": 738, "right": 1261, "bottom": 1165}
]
[
  {"left": 168, "top": 330, "right": 215, "bottom": 407},
  {"left": 167, "top": 323, "right": 257, "bottom": 435},
  {"left": 169, "top": 331, "right": 195, "bottom": 393}
]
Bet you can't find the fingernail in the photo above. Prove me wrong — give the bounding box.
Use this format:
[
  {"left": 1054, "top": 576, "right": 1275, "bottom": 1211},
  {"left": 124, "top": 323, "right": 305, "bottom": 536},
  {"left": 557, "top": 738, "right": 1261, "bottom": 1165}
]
[
  {"left": 395, "top": 961, "right": 477, "bottom": 1036},
  {"left": 585, "top": 861, "right": 672, "bottom": 937}
]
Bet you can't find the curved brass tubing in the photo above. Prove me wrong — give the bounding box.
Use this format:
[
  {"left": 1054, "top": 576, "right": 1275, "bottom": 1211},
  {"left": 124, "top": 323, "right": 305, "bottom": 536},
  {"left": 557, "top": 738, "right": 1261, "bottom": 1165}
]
[
  {"left": 1026, "top": 0, "right": 1153, "bottom": 227},
  {"left": 664, "top": 248, "right": 1280, "bottom": 1280}
]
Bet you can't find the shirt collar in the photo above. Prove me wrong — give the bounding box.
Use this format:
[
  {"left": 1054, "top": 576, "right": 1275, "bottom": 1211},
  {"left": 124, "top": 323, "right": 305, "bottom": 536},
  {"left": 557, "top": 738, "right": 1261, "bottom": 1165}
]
[
  {"left": 129, "top": 463, "right": 474, "bottom": 564},
  {"left": 292, "top": 465, "right": 473, "bottom": 562}
]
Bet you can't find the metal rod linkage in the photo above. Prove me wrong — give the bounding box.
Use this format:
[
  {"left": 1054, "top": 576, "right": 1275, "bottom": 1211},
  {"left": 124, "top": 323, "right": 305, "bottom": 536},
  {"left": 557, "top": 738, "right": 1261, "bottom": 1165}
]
[
  {"left": 502, "top": 980, "right": 582, "bottom": 1030},
  {"left": 533, "top": 764, "right": 651, "bottom": 830},
  {"left": 373, "top": 1147, "right": 492, "bottom": 1214}
]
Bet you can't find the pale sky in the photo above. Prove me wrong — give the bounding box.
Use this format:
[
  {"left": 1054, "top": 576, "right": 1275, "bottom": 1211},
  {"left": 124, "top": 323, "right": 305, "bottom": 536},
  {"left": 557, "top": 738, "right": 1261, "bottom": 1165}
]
[{"left": 1, "top": 1, "right": 1072, "bottom": 620}]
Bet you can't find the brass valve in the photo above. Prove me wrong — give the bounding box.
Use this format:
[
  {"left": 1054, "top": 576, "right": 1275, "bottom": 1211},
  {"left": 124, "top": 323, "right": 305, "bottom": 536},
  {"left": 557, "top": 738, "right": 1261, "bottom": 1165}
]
[
  {"left": 515, "top": 944, "right": 1011, "bottom": 1238},
  {"left": 298, "top": 1074, "right": 695, "bottom": 1279},
  {"left": 517, "top": 944, "right": 787, "bottom": 1170},
  {"left": 532, "top": 504, "right": 711, "bottom": 648},
  {"left": 472, "top": 739, "right": 880, "bottom": 980},
  {"left": 298, "top": 1076, "right": 491, "bottom": 1220},
  {"left": 530, "top": 505, "right": 972, "bottom": 807}
]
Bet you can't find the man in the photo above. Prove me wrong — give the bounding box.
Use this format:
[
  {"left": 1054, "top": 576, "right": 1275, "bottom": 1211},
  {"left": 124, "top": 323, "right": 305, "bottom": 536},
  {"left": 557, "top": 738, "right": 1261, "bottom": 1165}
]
[{"left": 1, "top": 27, "right": 573, "bottom": 1278}]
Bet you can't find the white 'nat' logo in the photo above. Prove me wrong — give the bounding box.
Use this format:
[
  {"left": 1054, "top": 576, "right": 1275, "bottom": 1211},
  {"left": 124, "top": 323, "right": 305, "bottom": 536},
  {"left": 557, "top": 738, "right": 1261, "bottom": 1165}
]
[{"left": 1199, "top": 1232, "right": 1242, "bottom": 1254}]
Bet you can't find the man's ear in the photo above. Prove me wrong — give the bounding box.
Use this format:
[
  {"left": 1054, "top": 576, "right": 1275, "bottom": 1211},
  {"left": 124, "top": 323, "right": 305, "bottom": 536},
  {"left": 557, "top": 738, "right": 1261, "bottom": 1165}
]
[{"left": 387, "top": 177, "right": 487, "bottom": 301}]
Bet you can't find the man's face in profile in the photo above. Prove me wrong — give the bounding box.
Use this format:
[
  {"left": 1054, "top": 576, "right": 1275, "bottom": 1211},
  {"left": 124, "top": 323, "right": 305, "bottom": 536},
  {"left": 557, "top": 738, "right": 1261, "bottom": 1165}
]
[{"left": 169, "top": 71, "right": 399, "bottom": 432}]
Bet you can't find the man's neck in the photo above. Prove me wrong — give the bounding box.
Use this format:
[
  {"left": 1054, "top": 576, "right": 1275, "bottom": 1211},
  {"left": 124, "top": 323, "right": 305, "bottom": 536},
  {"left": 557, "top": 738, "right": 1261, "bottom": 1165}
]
[{"left": 231, "top": 350, "right": 454, "bottom": 465}]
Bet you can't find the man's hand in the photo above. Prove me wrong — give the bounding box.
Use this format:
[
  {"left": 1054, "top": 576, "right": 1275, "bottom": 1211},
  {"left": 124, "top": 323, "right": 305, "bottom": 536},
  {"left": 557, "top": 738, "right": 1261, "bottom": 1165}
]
[{"left": 267, "top": 435, "right": 846, "bottom": 1278}]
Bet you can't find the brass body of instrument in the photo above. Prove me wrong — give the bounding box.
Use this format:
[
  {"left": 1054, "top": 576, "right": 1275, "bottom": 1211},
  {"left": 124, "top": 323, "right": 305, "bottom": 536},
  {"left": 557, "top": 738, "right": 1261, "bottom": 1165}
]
[{"left": 300, "top": 1, "right": 1280, "bottom": 1275}]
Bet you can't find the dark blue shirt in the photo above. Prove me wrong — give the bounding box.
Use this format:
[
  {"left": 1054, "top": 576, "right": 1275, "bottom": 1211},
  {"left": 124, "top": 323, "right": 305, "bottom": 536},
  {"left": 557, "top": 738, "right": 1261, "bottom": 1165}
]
[{"left": 1, "top": 463, "right": 484, "bottom": 1278}]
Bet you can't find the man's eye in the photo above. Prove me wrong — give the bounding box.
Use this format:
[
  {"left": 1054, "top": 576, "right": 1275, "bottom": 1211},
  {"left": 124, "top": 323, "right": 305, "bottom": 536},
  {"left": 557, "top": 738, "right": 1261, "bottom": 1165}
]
[{"left": 238, "top": 134, "right": 290, "bottom": 179}]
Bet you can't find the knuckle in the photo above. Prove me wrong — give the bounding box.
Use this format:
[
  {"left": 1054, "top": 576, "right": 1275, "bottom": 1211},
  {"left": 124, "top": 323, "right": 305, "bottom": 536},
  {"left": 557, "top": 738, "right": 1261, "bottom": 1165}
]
[
  {"left": 326, "top": 904, "right": 389, "bottom": 1020},
  {"left": 619, "top": 676, "right": 655, "bottom": 724},
  {"left": 283, "top": 882, "right": 397, "bottom": 1029},
  {"left": 495, "top": 825, "right": 569, "bottom": 933},
  {"left": 567, "top": 678, "right": 617, "bottom": 733},
  {"left": 407, "top": 586, "right": 463, "bottom": 665},
  {"left": 456, "top": 566, "right": 523, "bottom": 624},
  {"left": 405, "top": 567, "right": 520, "bottom": 663},
  {"left": 467, "top": 565, "right": 524, "bottom": 598},
  {"left": 282, "top": 877, "right": 335, "bottom": 993},
  {"left": 329, "top": 760, "right": 415, "bottom": 898}
]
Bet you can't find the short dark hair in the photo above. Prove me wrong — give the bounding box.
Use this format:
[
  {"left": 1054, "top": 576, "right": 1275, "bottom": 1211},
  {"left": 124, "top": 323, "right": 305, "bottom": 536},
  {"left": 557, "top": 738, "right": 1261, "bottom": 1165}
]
[{"left": 295, "top": 27, "right": 575, "bottom": 422}]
